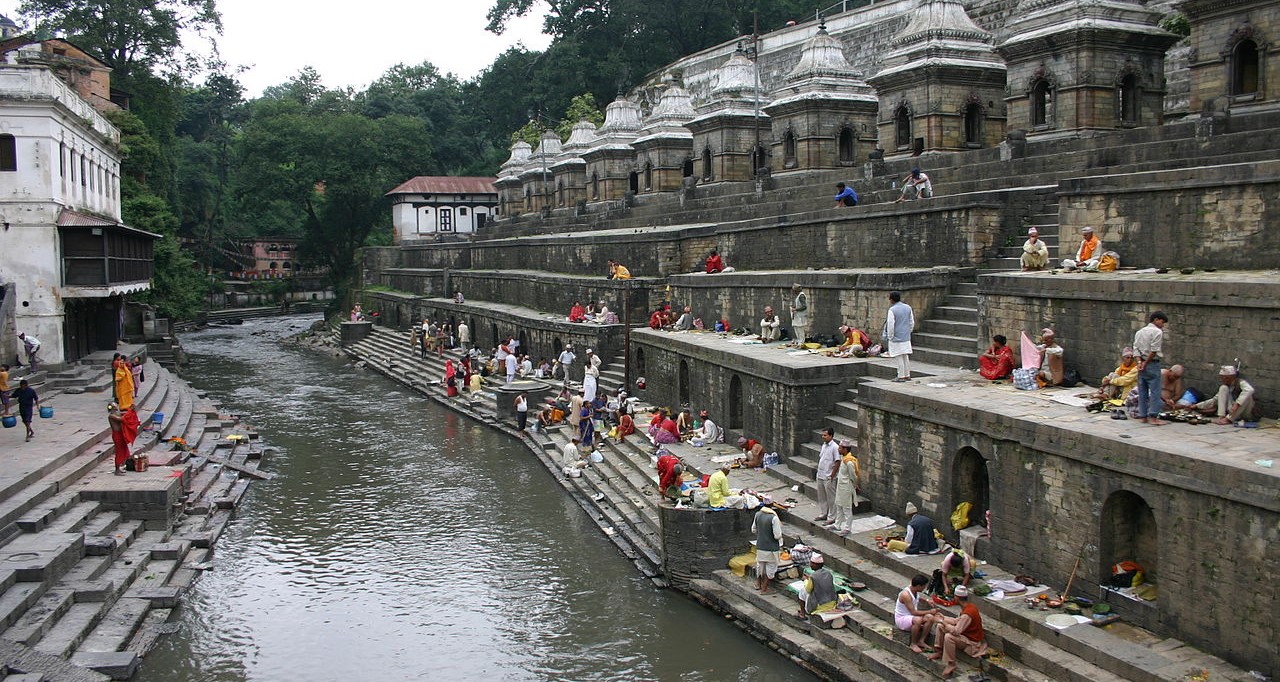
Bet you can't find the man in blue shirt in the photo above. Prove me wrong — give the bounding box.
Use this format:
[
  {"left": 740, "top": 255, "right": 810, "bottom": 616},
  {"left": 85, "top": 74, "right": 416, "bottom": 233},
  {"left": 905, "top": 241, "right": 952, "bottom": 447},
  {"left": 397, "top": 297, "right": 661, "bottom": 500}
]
[{"left": 834, "top": 182, "right": 858, "bottom": 207}]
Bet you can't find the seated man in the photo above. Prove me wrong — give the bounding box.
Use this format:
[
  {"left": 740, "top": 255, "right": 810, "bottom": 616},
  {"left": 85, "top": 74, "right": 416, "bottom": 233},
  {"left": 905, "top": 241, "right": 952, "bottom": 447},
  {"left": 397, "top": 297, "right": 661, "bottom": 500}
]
[
  {"left": 648, "top": 307, "right": 668, "bottom": 330},
  {"left": 675, "top": 408, "right": 694, "bottom": 433},
  {"left": 1062, "top": 226, "right": 1103, "bottom": 270},
  {"left": 592, "top": 301, "right": 611, "bottom": 324},
  {"left": 1196, "top": 365, "right": 1257, "bottom": 425},
  {"left": 607, "top": 260, "right": 632, "bottom": 280},
  {"left": 568, "top": 301, "right": 587, "bottom": 323},
  {"left": 837, "top": 324, "right": 872, "bottom": 355},
  {"left": 895, "top": 574, "right": 940, "bottom": 653},
  {"left": 760, "top": 306, "right": 781, "bottom": 342},
  {"left": 705, "top": 249, "right": 725, "bottom": 273},
  {"left": 1021, "top": 228, "right": 1049, "bottom": 271},
  {"left": 537, "top": 407, "right": 556, "bottom": 431},
  {"left": 903, "top": 502, "right": 940, "bottom": 554},
  {"left": 927, "top": 585, "right": 987, "bottom": 676},
  {"left": 736, "top": 436, "right": 766, "bottom": 468},
  {"left": 671, "top": 306, "right": 695, "bottom": 331},
  {"left": 895, "top": 168, "right": 933, "bottom": 203},
  {"left": 1100, "top": 347, "right": 1139, "bottom": 399},
  {"left": 561, "top": 437, "right": 587, "bottom": 474},
  {"left": 706, "top": 464, "right": 742, "bottom": 509},
  {"left": 939, "top": 548, "right": 972, "bottom": 596},
  {"left": 1036, "top": 329, "right": 1065, "bottom": 387},
  {"left": 694, "top": 410, "right": 722, "bottom": 443},
  {"left": 1161, "top": 364, "right": 1185, "bottom": 411},
  {"left": 794, "top": 554, "right": 838, "bottom": 619},
  {"left": 978, "top": 335, "right": 1014, "bottom": 380},
  {"left": 834, "top": 182, "right": 858, "bottom": 207}
]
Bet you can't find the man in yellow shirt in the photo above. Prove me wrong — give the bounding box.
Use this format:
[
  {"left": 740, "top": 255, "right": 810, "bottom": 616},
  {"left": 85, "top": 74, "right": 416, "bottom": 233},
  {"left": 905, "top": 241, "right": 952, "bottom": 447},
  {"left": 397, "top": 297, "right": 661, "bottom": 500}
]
[
  {"left": 706, "top": 463, "right": 741, "bottom": 509},
  {"left": 0, "top": 364, "right": 10, "bottom": 416},
  {"left": 607, "top": 260, "right": 632, "bottom": 280}
]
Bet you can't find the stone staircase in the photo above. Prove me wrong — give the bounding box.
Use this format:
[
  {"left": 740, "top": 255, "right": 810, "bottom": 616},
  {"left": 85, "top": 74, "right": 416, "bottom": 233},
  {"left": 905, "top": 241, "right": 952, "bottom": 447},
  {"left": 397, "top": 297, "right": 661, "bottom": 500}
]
[
  {"left": 986, "top": 197, "right": 1062, "bottom": 272},
  {"left": 911, "top": 283, "right": 981, "bottom": 370},
  {"left": 0, "top": 360, "right": 266, "bottom": 680}
]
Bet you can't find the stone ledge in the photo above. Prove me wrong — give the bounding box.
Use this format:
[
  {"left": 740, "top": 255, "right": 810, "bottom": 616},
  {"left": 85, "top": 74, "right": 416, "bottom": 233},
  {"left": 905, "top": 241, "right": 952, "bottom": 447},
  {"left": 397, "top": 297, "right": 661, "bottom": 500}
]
[
  {"left": 978, "top": 270, "right": 1280, "bottom": 308},
  {"left": 632, "top": 328, "right": 865, "bottom": 386},
  {"left": 670, "top": 266, "right": 967, "bottom": 291}
]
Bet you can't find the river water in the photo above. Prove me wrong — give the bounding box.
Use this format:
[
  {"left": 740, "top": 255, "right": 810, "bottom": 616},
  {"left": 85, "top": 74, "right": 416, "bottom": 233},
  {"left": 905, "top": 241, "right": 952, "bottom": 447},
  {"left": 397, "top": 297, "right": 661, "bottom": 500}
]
[{"left": 136, "top": 316, "right": 813, "bottom": 682}]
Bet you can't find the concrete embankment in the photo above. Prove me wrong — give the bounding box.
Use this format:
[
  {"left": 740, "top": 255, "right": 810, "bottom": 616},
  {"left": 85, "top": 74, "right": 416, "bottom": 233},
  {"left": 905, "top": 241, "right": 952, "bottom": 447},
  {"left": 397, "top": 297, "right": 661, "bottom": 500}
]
[{"left": 0, "top": 353, "right": 270, "bottom": 680}]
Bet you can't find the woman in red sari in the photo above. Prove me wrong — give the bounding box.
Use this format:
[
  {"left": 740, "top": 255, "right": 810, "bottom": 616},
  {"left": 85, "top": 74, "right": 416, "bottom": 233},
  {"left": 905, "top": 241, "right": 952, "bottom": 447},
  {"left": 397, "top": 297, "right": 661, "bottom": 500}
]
[
  {"left": 108, "top": 403, "right": 140, "bottom": 475},
  {"left": 444, "top": 360, "right": 458, "bottom": 397},
  {"left": 978, "top": 335, "right": 1014, "bottom": 381}
]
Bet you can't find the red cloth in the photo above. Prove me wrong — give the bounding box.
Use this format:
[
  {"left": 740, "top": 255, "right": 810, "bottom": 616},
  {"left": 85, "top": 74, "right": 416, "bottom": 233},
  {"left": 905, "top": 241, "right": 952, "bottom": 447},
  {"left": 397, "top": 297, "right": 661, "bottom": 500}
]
[
  {"left": 569, "top": 305, "right": 587, "bottom": 323},
  {"left": 657, "top": 454, "right": 681, "bottom": 491},
  {"left": 661, "top": 418, "right": 679, "bottom": 438},
  {"left": 960, "top": 602, "right": 985, "bottom": 642},
  {"left": 705, "top": 254, "right": 724, "bottom": 273},
  {"left": 648, "top": 311, "right": 664, "bottom": 329},
  {"left": 112, "top": 409, "right": 140, "bottom": 468},
  {"left": 979, "top": 344, "right": 1014, "bottom": 380}
]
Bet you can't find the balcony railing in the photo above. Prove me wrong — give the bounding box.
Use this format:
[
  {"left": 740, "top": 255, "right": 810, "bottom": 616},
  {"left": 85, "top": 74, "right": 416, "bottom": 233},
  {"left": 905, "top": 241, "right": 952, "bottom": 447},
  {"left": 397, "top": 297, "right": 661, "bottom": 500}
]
[{"left": 60, "top": 223, "right": 157, "bottom": 287}]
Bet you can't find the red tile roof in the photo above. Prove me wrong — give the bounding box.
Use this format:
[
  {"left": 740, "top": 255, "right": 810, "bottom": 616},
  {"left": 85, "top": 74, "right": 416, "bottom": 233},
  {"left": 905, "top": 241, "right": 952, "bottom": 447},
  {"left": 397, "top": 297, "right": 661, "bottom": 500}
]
[{"left": 386, "top": 176, "right": 497, "bottom": 196}]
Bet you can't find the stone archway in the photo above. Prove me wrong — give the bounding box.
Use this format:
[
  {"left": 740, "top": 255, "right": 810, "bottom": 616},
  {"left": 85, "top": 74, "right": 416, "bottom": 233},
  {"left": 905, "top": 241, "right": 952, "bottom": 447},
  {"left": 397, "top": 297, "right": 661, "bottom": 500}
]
[
  {"left": 553, "top": 338, "right": 563, "bottom": 358},
  {"left": 1100, "top": 490, "right": 1158, "bottom": 585},
  {"left": 950, "top": 446, "right": 989, "bottom": 529},
  {"left": 635, "top": 347, "right": 646, "bottom": 378}
]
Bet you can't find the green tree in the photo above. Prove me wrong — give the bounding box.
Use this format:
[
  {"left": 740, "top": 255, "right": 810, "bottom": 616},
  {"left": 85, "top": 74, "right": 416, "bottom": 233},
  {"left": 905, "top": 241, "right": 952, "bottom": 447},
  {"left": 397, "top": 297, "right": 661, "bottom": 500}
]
[{"left": 17, "top": 0, "right": 222, "bottom": 78}]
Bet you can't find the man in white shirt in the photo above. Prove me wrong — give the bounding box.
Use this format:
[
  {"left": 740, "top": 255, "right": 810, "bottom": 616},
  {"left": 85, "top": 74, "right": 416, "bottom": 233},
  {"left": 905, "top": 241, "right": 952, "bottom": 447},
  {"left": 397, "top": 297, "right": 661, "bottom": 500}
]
[
  {"left": 1132, "top": 311, "right": 1168, "bottom": 425},
  {"left": 457, "top": 321, "right": 470, "bottom": 352},
  {"left": 816, "top": 428, "right": 839, "bottom": 523},
  {"left": 557, "top": 346, "right": 576, "bottom": 383},
  {"left": 17, "top": 333, "right": 40, "bottom": 371}
]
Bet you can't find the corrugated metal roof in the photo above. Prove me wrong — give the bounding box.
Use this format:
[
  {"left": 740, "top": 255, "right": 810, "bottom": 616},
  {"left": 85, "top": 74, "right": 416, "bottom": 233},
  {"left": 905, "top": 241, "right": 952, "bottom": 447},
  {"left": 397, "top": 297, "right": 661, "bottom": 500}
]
[
  {"left": 57, "top": 208, "right": 161, "bottom": 238},
  {"left": 386, "top": 176, "right": 497, "bottom": 196}
]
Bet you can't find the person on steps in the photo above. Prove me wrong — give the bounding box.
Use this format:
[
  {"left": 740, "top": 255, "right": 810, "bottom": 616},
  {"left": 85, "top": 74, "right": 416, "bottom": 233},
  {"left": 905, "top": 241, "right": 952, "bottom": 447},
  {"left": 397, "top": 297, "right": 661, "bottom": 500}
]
[
  {"left": 1021, "top": 228, "right": 1049, "bottom": 271},
  {"left": 752, "top": 502, "right": 783, "bottom": 594},
  {"left": 1196, "top": 365, "right": 1257, "bottom": 425},
  {"left": 795, "top": 554, "right": 838, "bottom": 619},
  {"left": 978, "top": 335, "right": 1014, "bottom": 381},
  {"left": 108, "top": 402, "right": 140, "bottom": 475},
  {"left": 12, "top": 379, "right": 39, "bottom": 442},
  {"left": 884, "top": 291, "right": 914, "bottom": 382},
  {"left": 830, "top": 439, "right": 860, "bottom": 535},
  {"left": 928, "top": 585, "right": 987, "bottom": 676},
  {"left": 895, "top": 573, "right": 940, "bottom": 653}
]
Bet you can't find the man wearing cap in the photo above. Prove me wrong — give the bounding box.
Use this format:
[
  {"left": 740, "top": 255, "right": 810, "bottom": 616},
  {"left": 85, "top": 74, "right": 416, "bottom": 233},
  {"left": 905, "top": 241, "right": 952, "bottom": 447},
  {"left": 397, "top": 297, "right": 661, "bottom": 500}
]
[
  {"left": 1035, "top": 328, "right": 1065, "bottom": 388},
  {"left": 556, "top": 345, "right": 576, "bottom": 383},
  {"left": 672, "top": 306, "right": 695, "bottom": 331},
  {"left": 816, "top": 428, "right": 839, "bottom": 523},
  {"left": 1196, "top": 366, "right": 1257, "bottom": 425},
  {"left": 1063, "top": 226, "right": 1103, "bottom": 270},
  {"left": 706, "top": 463, "right": 742, "bottom": 509},
  {"left": 759, "top": 305, "right": 782, "bottom": 343},
  {"left": 838, "top": 324, "right": 872, "bottom": 355},
  {"left": 789, "top": 284, "right": 809, "bottom": 346},
  {"left": 884, "top": 291, "right": 914, "bottom": 382},
  {"left": 903, "top": 502, "right": 940, "bottom": 555},
  {"left": 694, "top": 410, "right": 722, "bottom": 444},
  {"left": 1132, "top": 311, "right": 1168, "bottom": 425},
  {"left": 1021, "top": 227, "right": 1049, "bottom": 271},
  {"left": 752, "top": 501, "right": 783, "bottom": 593},
  {"left": 928, "top": 584, "right": 987, "bottom": 675},
  {"left": 794, "top": 553, "right": 838, "bottom": 619},
  {"left": 736, "top": 436, "right": 766, "bottom": 468},
  {"left": 1099, "top": 347, "right": 1140, "bottom": 399},
  {"left": 831, "top": 439, "right": 861, "bottom": 535}
]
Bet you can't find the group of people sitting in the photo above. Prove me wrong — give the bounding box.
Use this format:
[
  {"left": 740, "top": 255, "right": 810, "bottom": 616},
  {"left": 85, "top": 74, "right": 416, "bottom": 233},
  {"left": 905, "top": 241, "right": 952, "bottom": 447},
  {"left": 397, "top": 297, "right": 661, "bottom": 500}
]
[
  {"left": 567, "top": 300, "right": 618, "bottom": 325},
  {"left": 1021, "top": 225, "right": 1119, "bottom": 273},
  {"left": 647, "top": 304, "right": 732, "bottom": 333},
  {"left": 976, "top": 331, "right": 1259, "bottom": 425}
]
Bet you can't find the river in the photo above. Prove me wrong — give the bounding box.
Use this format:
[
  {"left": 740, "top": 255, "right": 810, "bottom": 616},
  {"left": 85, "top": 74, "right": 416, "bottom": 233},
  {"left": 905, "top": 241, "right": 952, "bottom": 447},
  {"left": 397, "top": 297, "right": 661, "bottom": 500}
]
[{"left": 135, "top": 316, "right": 814, "bottom": 682}]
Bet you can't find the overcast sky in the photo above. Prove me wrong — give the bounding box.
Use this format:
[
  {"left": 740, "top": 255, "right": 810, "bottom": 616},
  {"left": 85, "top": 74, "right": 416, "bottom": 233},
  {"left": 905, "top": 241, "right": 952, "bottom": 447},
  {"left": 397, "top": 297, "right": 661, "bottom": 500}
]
[{"left": 0, "top": 0, "right": 553, "bottom": 96}]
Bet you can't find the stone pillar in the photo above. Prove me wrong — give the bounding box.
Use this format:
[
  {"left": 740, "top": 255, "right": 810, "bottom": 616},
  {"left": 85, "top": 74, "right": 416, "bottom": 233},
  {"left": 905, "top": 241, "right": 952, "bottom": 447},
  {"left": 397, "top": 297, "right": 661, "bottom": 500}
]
[
  {"left": 660, "top": 505, "right": 755, "bottom": 591},
  {"left": 340, "top": 321, "right": 372, "bottom": 346},
  {"left": 494, "top": 379, "right": 554, "bottom": 425}
]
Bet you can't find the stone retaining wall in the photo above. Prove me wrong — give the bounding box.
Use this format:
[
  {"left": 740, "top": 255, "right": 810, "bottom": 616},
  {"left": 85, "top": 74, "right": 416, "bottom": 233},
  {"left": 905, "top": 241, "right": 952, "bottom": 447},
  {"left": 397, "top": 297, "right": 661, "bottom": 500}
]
[
  {"left": 1057, "top": 160, "right": 1280, "bottom": 270},
  {"left": 856, "top": 383, "right": 1279, "bottom": 674},
  {"left": 978, "top": 272, "right": 1279, "bottom": 416}
]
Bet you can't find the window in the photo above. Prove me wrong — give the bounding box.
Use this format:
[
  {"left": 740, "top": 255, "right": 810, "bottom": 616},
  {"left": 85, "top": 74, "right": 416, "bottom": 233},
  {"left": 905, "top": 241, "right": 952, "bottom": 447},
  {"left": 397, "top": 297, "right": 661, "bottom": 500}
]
[
  {"left": 703, "top": 147, "right": 713, "bottom": 181},
  {"left": 895, "top": 106, "right": 911, "bottom": 148},
  {"left": 682, "top": 158, "right": 694, "bottom": 178},
  {"left": 1118, "top": 74, "right": 1139, "bottom": 125},
  {"left": 838, "top": 128, "right": 855, "bottom": 164},
  {"left": 783, "top": 131, "right": 797, "bottom": 168},
  {"left": 591, "top": 172, "right": 600, "bottom": 200},
  {"left": 1031, "top": 80, "right": 1052, "bottom": 127},
  {"left": 964, "top": 103, "right": 983, "bottom": 145},
  {"left": 59, "top": 142, "right": 65, "bottom": 177},
  {"left": 269, "top": 261, "right": 278, "bottom": 269},
  {"left": 459, "top": 207, "right": 468, "bottom": 215},
  {"left": 439, "top": 207, "right": 453, "bottom": 232},
  {"left": 80, "top": 156, "right": 86, "bottom": 186},
  {"left": 752, "top": 145, "right": 767, "bottom": 173},
  {"left": 1232, "top": 39, "right": 1259, "bottom": 96},
  {"left": 0, "top": 135, "right": 16, "bottom": 171},
  {"left": 628, "top": 171, "right": 639, "bottom": 193},
  {"left": 643, "top": 162, "right": 653, "bottom": 191}
]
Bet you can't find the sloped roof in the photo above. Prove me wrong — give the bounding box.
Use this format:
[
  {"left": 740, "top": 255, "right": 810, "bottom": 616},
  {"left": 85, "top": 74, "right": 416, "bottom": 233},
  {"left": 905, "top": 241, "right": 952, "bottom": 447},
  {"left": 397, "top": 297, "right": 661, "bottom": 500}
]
[
  {"left": 57, "top": 208, "right": 160, "bottom": 238},
  {"left": 386, "top": 176, "right": 497, "bottom": 196}
]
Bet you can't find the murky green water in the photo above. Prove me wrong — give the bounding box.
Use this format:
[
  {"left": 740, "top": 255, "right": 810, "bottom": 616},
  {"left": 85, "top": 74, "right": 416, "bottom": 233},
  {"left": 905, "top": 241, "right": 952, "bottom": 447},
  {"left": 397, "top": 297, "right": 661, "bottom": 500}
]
[{"left": 136, "top": 316, "right": 813, "bottom": 682}]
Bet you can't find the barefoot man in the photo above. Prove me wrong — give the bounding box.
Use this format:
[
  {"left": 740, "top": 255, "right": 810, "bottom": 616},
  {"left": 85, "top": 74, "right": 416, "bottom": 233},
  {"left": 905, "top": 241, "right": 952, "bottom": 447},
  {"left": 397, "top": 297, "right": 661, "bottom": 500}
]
[
  {"left": 751, "top": 499, "right": 783, "bottom": 593},
  {"left": 896, "top": 574, "right": 940, "bottom": 654}
]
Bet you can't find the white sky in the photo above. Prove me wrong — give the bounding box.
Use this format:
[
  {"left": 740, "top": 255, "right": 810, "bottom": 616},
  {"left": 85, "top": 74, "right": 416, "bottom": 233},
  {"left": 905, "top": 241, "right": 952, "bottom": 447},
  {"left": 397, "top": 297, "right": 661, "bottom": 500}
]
[{"left": 0, "top": 0, "right": 553, "bottom": 96}]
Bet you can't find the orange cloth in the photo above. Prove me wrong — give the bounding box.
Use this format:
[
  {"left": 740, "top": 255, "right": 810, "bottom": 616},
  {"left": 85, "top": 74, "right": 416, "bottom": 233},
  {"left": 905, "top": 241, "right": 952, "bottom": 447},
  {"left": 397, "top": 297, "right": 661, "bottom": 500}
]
[
  {"left": 1078, "top": 236, "right": 1099, "bottom": 262},
  {"left": 960, "top": 602, "right": 985, "bottom": 642},
  {"left": 113, "top": 361, "right": 135, "bottom": 411},
  {"left": 111, "top": 409, "right": 140, "bottom": 468}
]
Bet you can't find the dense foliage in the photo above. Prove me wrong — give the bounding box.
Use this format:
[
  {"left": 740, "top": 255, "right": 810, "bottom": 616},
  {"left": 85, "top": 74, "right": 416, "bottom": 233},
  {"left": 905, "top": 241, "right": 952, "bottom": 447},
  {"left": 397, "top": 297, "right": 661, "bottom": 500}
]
[{"left": 12, "top": 0, "right": 828, "bottom": 316}]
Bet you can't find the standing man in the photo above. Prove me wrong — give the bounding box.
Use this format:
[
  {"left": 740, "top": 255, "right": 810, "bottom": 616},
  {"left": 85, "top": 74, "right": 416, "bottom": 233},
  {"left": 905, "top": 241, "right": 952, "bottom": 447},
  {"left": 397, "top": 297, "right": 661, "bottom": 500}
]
[
  {"left": 752, "top": 502, "right": 783, "bottom": 594},
  {"left": 557, "top": 344, "right": 576, "bottom": 384},
  {"left": 419, "top": 319, "right": 430, "bottom": 358},
  {"left": 17, "top": 333, "right": 40, "bottom": 372},
  {"left": 831, "top": 439, "right": 861, "bottom": 535},
  {"left": 0, "top": 364, "right": 11, "bottom": 416},
  {"left": 1132, "top": 311, "right": 1169, "bottom": 425},
  {"left": 884, "top": 291, "right": 915, "bottom": 382},
  {"left": 504, "top": 351, "right": 518, "bottom": 385},
  {"left": 11, "top": 379, "right": 39, "bottom": 442},
  {"left": 514, "top": 393, "right": 529, "bottom": 431},
  {"left": 457, "top": 320, "right": 471, "bottom": 353},
  {"left": 816, "top": 428, "right": 839, "bottom": 524},
  {"left": 789, "top": 284, "right": 810, "bottom": 346}
]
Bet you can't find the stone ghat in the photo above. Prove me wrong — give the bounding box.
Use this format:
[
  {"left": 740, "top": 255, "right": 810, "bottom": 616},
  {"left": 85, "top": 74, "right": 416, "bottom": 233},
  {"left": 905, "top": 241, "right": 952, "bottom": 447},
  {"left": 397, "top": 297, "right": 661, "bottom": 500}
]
[
  {"left": 0, "top": 359, "right": 269, "bottom": 680},
  {"left": 337, "top": 324, "right": 1261, "bottom": 682}
]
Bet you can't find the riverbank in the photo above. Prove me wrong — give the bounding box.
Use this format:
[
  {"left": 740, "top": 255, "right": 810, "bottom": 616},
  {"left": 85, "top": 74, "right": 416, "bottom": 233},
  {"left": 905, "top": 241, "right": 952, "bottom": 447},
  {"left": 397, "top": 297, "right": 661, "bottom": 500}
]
[
  {"left": 0, "top": 352, "right": 270, "bottom": 680},
  {"left": 334, "top": 321, "right": 1265, "bottom": 682}
]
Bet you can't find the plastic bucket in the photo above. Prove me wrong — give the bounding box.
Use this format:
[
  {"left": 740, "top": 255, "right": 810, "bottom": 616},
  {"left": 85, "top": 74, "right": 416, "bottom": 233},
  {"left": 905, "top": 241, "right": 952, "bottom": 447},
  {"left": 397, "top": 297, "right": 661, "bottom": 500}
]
[
  {"left": 152, "top": 412, "right": 164, "bottom": 428},
  {"left": 1, "top": 415, "right": 15, "bottom": 428},
  {"left": 39, "top": 406, "right": 53, "bottom": 419}
]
